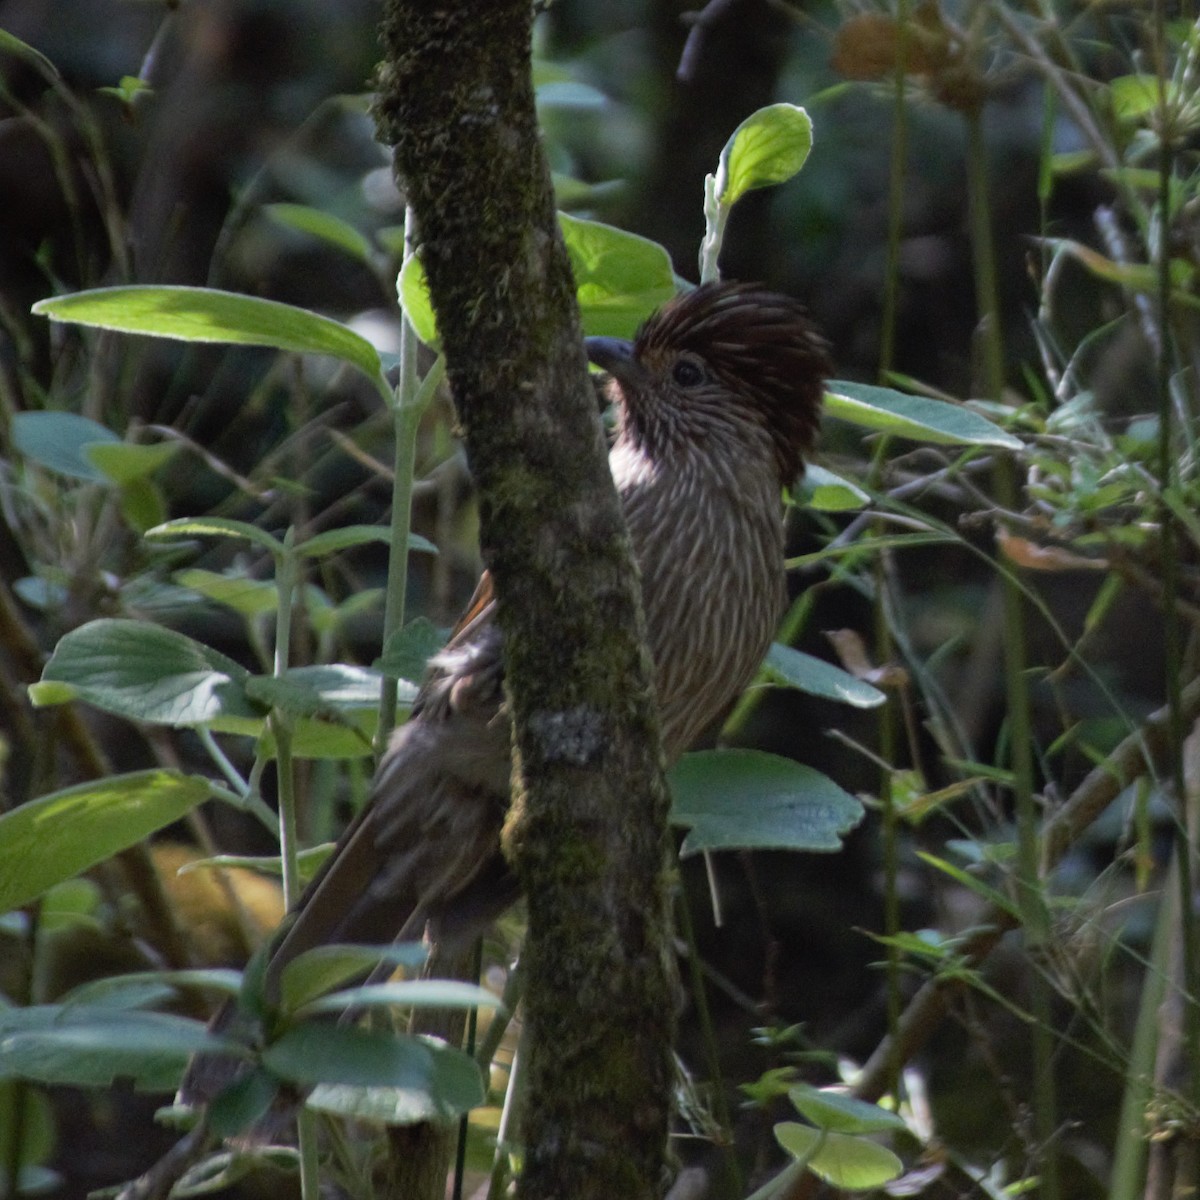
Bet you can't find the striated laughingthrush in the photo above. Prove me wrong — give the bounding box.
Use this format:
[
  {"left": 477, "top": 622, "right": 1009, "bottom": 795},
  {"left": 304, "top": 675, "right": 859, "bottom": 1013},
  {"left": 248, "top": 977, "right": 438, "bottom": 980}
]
[{"left": 184, "top": 281, "right": 830, "bottom": 1107}]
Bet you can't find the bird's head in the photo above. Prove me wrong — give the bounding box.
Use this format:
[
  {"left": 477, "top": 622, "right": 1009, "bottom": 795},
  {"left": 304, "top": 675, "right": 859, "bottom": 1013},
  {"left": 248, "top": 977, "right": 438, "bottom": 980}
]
[{"left": 586, "top": 281, "right": 830, "bottom": 483}]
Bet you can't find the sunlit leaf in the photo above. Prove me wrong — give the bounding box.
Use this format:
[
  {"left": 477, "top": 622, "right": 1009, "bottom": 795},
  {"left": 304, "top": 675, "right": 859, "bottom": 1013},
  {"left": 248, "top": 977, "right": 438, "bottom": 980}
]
[
  {"left": 716, "top": 104, "right": 813, "bottom": 208},
  {"left": 0, "top": 772, "right": 216, "bottom": 913}
]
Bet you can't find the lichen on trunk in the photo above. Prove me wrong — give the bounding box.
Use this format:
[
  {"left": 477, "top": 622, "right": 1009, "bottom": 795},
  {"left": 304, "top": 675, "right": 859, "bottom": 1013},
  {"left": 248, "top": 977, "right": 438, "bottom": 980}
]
[{"left": 373, "top": 3, "right": 675, "bottom": 1198}]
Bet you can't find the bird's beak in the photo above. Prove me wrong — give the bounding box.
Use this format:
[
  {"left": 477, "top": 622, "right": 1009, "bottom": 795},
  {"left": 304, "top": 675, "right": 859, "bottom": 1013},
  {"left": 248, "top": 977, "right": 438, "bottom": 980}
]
[{"left": 585, "top": 336, "right": 642, "bottom": 387}]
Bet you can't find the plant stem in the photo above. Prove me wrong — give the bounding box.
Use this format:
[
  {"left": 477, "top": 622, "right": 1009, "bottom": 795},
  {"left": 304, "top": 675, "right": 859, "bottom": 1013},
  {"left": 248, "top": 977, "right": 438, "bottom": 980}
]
[
  {"left": 677, "top": 882, "right": 743, "bottom": 1198},
  {"left": 1152, "top": 0, "right": 1199, "bottom": 1108},
  {"left": 377, "top": 205, "right": 424, "bottom": 752},
  {"left": 876, "top": 0, "right": 911, "bottom": 1100},
  {"left": 964, "top": 103, "right": 1060, "bottom": 1200}
]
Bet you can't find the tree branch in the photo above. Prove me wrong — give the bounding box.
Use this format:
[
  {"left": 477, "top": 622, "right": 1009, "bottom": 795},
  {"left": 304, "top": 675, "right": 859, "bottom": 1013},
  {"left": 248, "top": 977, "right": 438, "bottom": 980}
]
[{"left": 374, "top": 5, "right": 674, "bottom": 1198}]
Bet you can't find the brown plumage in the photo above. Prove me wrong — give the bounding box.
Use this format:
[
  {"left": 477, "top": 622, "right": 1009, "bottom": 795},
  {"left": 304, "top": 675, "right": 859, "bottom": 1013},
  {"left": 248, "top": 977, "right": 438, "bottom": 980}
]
[{"left": 198, "top": 283, "right": 830, "bottom": 1068}]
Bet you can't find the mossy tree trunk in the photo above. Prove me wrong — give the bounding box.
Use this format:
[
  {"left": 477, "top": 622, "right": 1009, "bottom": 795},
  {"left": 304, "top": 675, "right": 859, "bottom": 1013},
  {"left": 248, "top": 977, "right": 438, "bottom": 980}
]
[{"left": 374, "top": 4, "right": 675, "bottom": 1199}]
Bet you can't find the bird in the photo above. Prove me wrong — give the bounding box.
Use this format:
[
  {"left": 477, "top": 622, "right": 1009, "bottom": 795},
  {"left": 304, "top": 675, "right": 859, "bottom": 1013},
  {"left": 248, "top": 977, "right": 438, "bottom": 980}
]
[{"left": 183, "top": 279, "right": 829, "bottom": 1104}]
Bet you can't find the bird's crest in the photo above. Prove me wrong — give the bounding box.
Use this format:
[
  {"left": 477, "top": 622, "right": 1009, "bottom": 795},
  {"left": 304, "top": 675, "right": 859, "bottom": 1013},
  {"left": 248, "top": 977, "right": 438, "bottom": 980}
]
[{"left": 635, "top": 281, "right": 830, "bottom": 480}]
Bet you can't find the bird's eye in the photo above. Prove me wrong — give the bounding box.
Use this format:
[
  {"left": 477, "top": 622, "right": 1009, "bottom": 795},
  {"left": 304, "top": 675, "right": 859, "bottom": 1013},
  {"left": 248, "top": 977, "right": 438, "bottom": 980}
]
[{"left": 671, "top": 358, "right": 706, "bottom": 388}]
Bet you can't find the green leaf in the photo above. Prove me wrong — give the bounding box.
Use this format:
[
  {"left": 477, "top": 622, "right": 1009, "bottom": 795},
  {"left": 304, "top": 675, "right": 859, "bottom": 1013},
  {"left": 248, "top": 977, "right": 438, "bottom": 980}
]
[
  {"left": 208, "top": 1067, "right": 280, "bottom": 1138},
  {"left": 32, "top": 286, "right": 385, "bottom": 390},
  {"left": 559, "top": 213, "right": 676, "bottom": 337},
  {"left": 36, "top": 618, "right": 259, "bottom": 726},
  {"left": 60, "top": 969, "right": 244, "bottom": 1008},
  {"left": 180, "top": 844, "right": 334, "bottom": 885},
  {"left": 398, "top": 254, "right": 439, "bottom": 347},
  {"left": 274, "top": 664, "right": 384, "bottom": 709},
  {"left": 278, "top": 943, "right": 429, "bottom": 1014},
  {"left": 0, "top": 771, "right": 216, "bottom": 913},
  {"left": 297, "top": 524, "right": 437, "bottom": 559},
  {"left": 264, "top": 203, "right": 372, "bottom": 263},
  {"left": 788, "top": 1085, "right": 906, "bottom": 1134},
  {"left": 915, "top": 850, "right": 1019, "bottom": 917},
  {"left": 669, "top": 750, "right": 863, "bottom": 856},
  {"left": 1109, "top": 74, "right": 1165, "bottom": 122},
  {"left": 84, "top": 440, "right": 181, "bottom": 485},
  {"left": 208, "top": 666, "right": 383, "bottom": 758},
  {"left": 774, "top": 1123, "right": 903, "bottom": 1190},
  {"left": 761, "top": 644, "right": 885, "bottom": 709},
  {"left": 401, "top": 215, "right": 675, "bottom": 345},
  {"left": 98, "top": 75, "right": 152, "bottom": 104},
  {"left": 12, "top": 412, "right": 120, "bottom": 481},
  {"left": 304, "top": 1035, "right": 485, "bottom": 1124},
  {"left": 799, "top": 463, "right": 870, "bottom": 512},
  {"left": 145, "top": 516, "right": 285, "bottom": 555},
  {"left": 119, "top": 477, "right": 168, "bottom": 534},
  {"left": 295, "top": 979, "right": 502, "bottom": 1021},
  {"left": 0, "top": 1007, "right": 244, "bottom": 1093},
  {"left": 175, "top": 569, "right": 279, "bottom": 617},
  {"left": 824, "top": 381, "right": 1023, "bottom": 449},
  {"left": 377, "top": 617, "right": 447, "bottom": 685},
  {"left": 264, "top": 1024, "right": 482, "bottom": 1103},
  {"left": 716, "top": 103, "right": 813, "bottom": 209},
  {"left": 0, "top": 29, "right": 60, "bottom": 78}
]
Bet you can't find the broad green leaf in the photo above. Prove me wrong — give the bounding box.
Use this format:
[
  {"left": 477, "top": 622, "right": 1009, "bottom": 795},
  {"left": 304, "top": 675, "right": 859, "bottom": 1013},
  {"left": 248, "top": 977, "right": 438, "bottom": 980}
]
[
  {"left": 304, "top": 1035, "right": 485, "bottom": 1124},
  {"left": 36, "top": 618, "right": 259, "bottom": 726},
  {"left": 210, "top": 666, "right": 384, "bottom": 757},
  {"left": 264, "top": 1024, "right": 481, "bottom": 1101},
  {"left": 377, "top": 617, "right": 447, "bottom": 685},
  {"left": 398, "top": 254, "right": 439, "bottom": 347},
  {"left": 297, "top": 524, "right": 437, "bottom": 559},
  {"left": 264, "top": 203, "right": 372, "bottom": 263},
  {"left": 208, "top": 1067, "right": 279, "bottom": 1138},
  {"left": 175, "top": 569, "right": 279, "bottom": 617},
  {"left": 84, "top": 440, "right": 181, "bottom": 485},
  {"left": 119, "top": 477, "right": 168, "bottom": 534},
  {"left": 1109, "top": 74, "right": 1166, "bottom": 122},
  {"left": 788, "top": 1085, "right": 906, "bottom": 1134},
  {"left": 206, "top": 708, "right": 386, "bottom": 760},
  {"left": 669, "top": 750, "right": 863, "bottom": 856},
  {"left": 32, "top": 286, "right": 385, "bottom": 389},
  {"left": 401, "top": 215, "right": 675, "bottom": 345},
  {"left": 775, "top": 1123, "right": 903, "bottom": 1190},
  {"left": 294, "top": 980, "right": 502, "bottom": 1021},
  {"left": 0, "top": 1007, "right": 244, "bottom": 1092},
  {"left": 145, "top": 516, "right": 285, "bottom": 555},
  {"left": 824, "top": 381, "right": 1023, "bottom": 449},
  {"left": 279, "top": 943, "right": 429, "bottom": 1015},
  {"left": 716, "top": 103, "right": 813, "bottom": 209},
  {"left": 12, "top": 412, "right": 119, "bottom": 481},
  {"left": 559, "top": 213, "right": 676, "bottom": 337},
  {"left": 60, "top": 969, "right": 244, "bottom": 1008},
  {"left": 37, "top": 878, "right": 101, "bottom": 933},
  {"left": 274, "top": 664, "right": 384, "bottom": 709},
  {"left": 761, "top": 643, "right": 885, "bottom": 709},
  {"left": 0, "top": 771, "right": 216, "bottom": 913},
  {"left": 799, "top": 463, "right": 870, "bottom": 512}
]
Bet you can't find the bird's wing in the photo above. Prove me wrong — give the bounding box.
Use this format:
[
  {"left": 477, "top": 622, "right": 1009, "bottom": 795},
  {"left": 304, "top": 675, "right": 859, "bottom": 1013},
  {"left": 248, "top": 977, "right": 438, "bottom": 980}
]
[{"left": 261, "top": 569, "right": 512, "bottom": 1001}]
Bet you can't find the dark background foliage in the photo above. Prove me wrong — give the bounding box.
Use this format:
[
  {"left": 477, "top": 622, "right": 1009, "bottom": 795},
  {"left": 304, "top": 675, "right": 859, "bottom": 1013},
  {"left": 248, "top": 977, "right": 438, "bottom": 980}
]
[{"left": 0, "top": 1, "right": 1188, "bottom": 1197}]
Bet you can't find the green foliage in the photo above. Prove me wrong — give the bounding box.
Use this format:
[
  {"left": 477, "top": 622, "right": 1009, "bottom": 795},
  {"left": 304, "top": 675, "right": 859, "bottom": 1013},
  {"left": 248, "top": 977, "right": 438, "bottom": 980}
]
[
  {"left": 669, "top": 750, "right": 863, "bottom": 855},
  {"left": 6, "top": 6, "right": 1200, "bottom": 1198},
  {"left": 0, "top": 773, "right": 216, "bottom": 913},
  {"left": 32, "top": 287, "right": 391, "bottom": 400}
]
